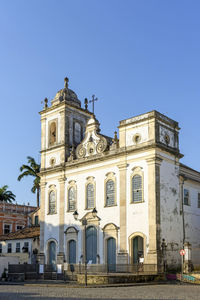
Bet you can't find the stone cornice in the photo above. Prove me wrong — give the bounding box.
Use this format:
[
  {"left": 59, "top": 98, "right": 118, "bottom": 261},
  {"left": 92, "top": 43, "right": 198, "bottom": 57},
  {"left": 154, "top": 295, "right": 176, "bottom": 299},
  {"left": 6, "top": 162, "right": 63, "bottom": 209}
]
[
  {"left": 118, "top": 110, "right": 179, "bottom": 129},
  {"left": 39, "top": 101, "right": 93, "bottom": 117},
  {"left": 40, "top": 143, "right": 65, "bottom": 153},
  {"left": 39, "top": 141, "right": 182, "bottom": 177}
]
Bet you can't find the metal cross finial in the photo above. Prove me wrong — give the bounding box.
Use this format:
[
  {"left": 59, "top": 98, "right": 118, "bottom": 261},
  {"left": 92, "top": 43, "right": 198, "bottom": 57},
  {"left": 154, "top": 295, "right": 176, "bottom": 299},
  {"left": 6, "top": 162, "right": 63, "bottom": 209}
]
[{"left": 89, "top": 95, "right": 98, "bottom": 114}]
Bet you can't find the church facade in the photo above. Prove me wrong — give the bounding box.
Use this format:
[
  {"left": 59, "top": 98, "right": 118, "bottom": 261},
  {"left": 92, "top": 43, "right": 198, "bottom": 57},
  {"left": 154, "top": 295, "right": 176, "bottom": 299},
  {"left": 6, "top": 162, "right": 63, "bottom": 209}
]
[{"left": 38, "top": 78, "right": 200, "bottom": 271}]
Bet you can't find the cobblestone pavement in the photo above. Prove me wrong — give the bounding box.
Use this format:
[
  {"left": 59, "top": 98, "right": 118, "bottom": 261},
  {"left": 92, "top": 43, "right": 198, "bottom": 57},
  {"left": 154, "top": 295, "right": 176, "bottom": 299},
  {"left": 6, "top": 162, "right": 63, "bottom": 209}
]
[{"left": 0, "top": 284, "right": 200, "bottom": 300}]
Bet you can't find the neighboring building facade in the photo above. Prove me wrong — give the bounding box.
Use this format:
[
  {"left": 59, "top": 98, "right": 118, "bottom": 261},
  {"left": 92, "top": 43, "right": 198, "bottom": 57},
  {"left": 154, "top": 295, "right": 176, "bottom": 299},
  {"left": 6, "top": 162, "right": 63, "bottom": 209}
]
[
  {"left": 0, "top": 225, "right": 40, "bottom": 264},
  {"left": 38, "top": 77, "right": 200, "bottom": 271},
  {"left": 0, "top": 203, "right": 37, "bottom": 235}
]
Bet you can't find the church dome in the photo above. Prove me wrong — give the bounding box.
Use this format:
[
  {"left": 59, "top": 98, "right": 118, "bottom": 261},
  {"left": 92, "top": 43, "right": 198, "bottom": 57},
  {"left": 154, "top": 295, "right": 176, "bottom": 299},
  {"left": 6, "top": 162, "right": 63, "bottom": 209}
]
[{"left": 51, "top": 77, "right": 81, "bottom": 107}]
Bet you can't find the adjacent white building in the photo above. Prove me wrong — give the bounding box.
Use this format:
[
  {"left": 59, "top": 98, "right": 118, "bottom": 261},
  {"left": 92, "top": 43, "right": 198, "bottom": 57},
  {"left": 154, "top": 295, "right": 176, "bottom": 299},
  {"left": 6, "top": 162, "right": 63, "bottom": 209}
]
[{"left": 38, "top": 77, "right": 200, "bottom": 271}]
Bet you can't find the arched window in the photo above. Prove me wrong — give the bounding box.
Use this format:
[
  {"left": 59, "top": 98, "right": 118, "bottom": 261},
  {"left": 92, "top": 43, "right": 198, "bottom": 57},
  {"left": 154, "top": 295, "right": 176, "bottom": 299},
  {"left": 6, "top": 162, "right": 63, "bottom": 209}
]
[
  {"left": 106, "top": 180, "right": 115, "bottom": 206},
  {"left": 49, "top": 121, "right": 57, "bottom": 146},
  {"left": 49, "top": 191, "right": 56, "bottom": 214},
  {"left": 68, "top": 187, "right": 76, "bottom": 211},
  {"left": 86, "top": 183, "right": 94, "bottom": 209},
  {"left": 132, "top": 175, "right": 142, "bottom": 203}
]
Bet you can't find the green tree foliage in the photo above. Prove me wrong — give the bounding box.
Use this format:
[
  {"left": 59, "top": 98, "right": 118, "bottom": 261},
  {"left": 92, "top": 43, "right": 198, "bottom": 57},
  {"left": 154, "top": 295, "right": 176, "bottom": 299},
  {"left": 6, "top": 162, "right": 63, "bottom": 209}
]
[
  {"left": 0, "top": 185, "right": 16, "bottom": 203},
  {"left": 18, "top": 156, "right": 40, "bottom": 207}
]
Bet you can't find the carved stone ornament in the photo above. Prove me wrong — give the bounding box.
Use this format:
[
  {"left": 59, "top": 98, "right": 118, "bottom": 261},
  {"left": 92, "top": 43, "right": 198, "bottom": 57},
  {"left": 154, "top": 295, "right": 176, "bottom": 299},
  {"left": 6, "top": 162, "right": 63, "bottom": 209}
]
[
  {"left": 87, "top": 142, "right": 95, "bottom": 155},
  {"left": 96, "top": 139, "right": 106, "bottom": 153},
  {"left": 76, "top": 145, "right": 86, "bottom": 158}
]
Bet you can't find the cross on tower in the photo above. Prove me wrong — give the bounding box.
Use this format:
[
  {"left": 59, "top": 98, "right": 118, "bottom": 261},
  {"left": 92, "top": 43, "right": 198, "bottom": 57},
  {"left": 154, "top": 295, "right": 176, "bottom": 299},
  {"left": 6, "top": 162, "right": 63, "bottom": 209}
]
[{"left": 89, "top": 95, "right": 98, "bottom": 114}]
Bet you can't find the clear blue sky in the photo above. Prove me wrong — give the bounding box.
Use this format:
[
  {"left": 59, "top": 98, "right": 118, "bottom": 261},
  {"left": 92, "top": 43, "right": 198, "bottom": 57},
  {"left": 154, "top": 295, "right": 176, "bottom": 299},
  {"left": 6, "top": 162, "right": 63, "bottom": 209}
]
[{"left": 0, "top": 0, "right": 200, "bottom": 206}]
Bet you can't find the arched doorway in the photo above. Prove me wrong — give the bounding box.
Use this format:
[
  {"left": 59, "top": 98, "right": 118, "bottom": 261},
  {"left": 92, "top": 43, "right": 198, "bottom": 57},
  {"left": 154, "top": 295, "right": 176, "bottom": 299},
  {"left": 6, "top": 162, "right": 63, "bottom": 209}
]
[
  {"left": 69, "top": 240, "right": 76, "bottom": 264},
  {"left": 107, "top": 237, "right": 116, "bottom": 272},
  {"left": 132, "top": 236, "right": 144, "bottom": 264},
  {"left": 48, "top": 241, "right": 56, "bottom": 270},
  {"left": 86, "top": 226, "right": 97, "bottom": 263}
]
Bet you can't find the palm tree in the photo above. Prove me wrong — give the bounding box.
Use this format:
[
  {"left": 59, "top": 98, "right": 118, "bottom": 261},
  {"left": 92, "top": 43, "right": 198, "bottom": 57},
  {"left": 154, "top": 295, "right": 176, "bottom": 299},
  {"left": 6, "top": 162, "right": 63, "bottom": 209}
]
[
  {"left": 0, "top": 185, "right": 16, "bottom": 203},
  {"left": 18, "top": 156, "right": 40, "bottom": 207}
]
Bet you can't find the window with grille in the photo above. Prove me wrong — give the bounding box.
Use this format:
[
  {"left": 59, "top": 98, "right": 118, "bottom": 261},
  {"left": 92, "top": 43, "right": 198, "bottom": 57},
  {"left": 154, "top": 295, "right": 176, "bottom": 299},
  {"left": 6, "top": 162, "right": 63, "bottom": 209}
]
[
  {"left": 0, "top": 243, "right": 2, "bottom": 253},
  {"left": 68, "top": 187, "right": 76, "bottom": 211},
  {"left": 184, "top": 189, "right": 189, "bottom": 206},
  {"left": 198, "top": 193, "right": 200, "bottom": 208},
  {"left": 7, "top": 243, "right": 12, "bottom": 253},
  {"left": 132, "top": 175, "right": 142, "bottom": 203},
  {"left": 106, "top": 180, "right": 115, "bottom": 206},
  {"left": 49, "top": 191, "right": 56, "bottom": 214},
  {"left": 16, "top": 243, "right": 20, "bottom": 253},
  {"left": 4, "top": 224, "right": 11, "bottom": 234},
  {"left": 86, "top": 183, "right": 94, "bottom": 209}
]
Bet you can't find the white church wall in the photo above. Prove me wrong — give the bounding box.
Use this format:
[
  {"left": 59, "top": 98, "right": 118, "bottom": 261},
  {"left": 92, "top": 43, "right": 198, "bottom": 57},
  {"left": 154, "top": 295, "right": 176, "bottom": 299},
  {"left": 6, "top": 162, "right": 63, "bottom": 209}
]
[
  {"left": 44, "top": 180, "right": 60, "bottom": 248},
  {"left": 183, "top": 180, "right": 200, "bottom": 264},
  {"left": 160, "top": 159, "right": 182, "bottom": 267},
  {"left": 126, "top": 159, "right": 149, "bottom": 260},
  {"left": 63, "top": 158, "right": 121, "bottom": 264},
  {"left": 125, "top": 122, "right": 149, "bottom": 147}
]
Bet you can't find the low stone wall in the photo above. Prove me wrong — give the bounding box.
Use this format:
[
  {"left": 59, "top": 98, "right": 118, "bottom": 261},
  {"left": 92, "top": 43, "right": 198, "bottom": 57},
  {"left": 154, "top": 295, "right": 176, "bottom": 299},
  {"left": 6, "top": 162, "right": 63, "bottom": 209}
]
[{"left": 77, "top": 274, "right": 160, "bottom": 285}]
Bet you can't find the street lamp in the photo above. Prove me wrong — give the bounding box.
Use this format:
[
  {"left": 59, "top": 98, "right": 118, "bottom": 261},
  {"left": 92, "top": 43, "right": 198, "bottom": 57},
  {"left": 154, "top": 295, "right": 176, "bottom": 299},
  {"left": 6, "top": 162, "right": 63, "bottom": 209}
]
[{"left": 73, "top": 208, "right": 98, "bottom": 286}]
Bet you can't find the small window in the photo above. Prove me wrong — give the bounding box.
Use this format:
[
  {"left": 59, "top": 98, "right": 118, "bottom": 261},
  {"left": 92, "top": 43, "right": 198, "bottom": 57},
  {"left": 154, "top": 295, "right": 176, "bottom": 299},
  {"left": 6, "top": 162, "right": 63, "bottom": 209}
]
[
  {"left": 198, "top": 193, "right": 200, "bottom": 208},
  {"left": 23, "top": 242, "right": 29, "bottom": 253},
  {"left": 106, "top": 180, "right": 115, "bottom": 206},
  {"left": 68, "top": 187, "right": 76, "bottom": 211},
  {"left": 86, "top": 183, "right": 94, "bottom": 209},
  {"left": 184, "top": 189, "right": 189, "bottom": 206},
  {"left": 4, "top": 224, "right": 11, "bottom": 234},
  {"left": 132, "top": 175, "right": 142, "bottom": 203},
  {"left": 49, "top": 191, "right": 56, "bottom": 214},
  {"left": 0, "top": 243, "right": 2, "bottom": 253},
  {"left": 35, "top": 216, "right": 39, "bottom": 225},
  {"left": 7, "top": 243, "right": 12, "bottom": 253},
  {"left": 16, "top": 225, "right": 23, "bottom": 231},
  {"left": 16, "top": 243, "right": 20, "bottom": 253}
]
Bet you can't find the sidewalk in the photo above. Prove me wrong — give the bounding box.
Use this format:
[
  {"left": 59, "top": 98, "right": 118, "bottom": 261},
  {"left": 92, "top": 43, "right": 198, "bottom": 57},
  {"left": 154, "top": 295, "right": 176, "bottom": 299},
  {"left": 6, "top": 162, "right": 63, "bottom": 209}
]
[{"left": 0, "top": 279, "right": 179, "bottom": 288}]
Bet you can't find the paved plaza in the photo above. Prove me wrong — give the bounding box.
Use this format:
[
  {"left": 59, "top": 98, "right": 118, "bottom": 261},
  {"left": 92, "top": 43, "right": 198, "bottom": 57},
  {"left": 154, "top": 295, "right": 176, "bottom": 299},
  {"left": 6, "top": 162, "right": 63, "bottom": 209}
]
[{"left": 0, "top": 284, "right": 200, "bottom": 300}]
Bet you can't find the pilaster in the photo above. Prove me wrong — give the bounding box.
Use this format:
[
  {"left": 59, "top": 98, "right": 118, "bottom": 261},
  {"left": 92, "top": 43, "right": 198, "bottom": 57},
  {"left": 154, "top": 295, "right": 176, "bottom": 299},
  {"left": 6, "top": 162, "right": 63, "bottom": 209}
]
[
  {"left": 146, "top": 156, "right": 162, "bottom": 266},
  {"left": 58, "top": 175, "right": 66, "bottom": 262},
  {"left": 117, "top": 161, "right": 128, "bottom": 264},
  {"left": 39, "top": 180, "right": 46, "bottom": 254}
]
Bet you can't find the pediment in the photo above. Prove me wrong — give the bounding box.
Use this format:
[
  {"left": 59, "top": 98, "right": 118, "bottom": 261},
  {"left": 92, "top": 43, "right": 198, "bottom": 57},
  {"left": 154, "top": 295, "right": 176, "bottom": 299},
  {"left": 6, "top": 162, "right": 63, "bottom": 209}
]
[{"left": 76, "top": 116, "right": 109, "bottom": 159}]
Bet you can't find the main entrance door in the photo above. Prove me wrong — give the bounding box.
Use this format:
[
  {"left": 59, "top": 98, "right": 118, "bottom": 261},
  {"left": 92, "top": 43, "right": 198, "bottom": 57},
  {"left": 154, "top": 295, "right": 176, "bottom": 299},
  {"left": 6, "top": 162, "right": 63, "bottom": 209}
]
[
  {"left": 86, "top": 226, "right": 97, "bottom": 263},
  {"left": 107, "top": 237, "right": 116, "bottom": 272}
]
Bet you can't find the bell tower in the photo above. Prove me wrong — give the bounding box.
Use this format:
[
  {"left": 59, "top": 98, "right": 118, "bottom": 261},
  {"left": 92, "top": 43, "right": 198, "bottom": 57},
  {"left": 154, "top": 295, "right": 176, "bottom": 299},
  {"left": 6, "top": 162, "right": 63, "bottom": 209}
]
[{"left": 40, "top": 77, "right": 92, "bottom": 171}]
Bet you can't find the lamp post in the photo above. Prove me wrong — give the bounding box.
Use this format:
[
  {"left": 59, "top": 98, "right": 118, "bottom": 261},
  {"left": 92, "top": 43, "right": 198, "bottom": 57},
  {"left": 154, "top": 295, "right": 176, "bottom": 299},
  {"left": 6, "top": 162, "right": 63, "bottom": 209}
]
[{"left": 73, "top": 208, "right": 97, "bottom": 286}]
